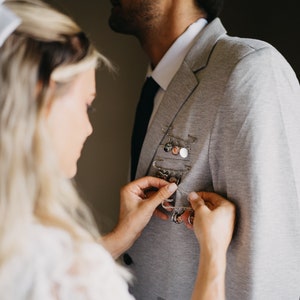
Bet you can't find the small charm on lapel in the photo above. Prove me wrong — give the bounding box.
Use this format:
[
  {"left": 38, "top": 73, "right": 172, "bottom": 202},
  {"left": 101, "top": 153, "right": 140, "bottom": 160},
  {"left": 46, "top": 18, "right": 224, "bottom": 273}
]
[
  {"left": 156, "top": 169, "right": 170, "bottom": 181},
  {"left": 164, "top": 142, "right": 173, "bottom": 152},
  {"left": 171, "top": 210, "right": 185, "bottom": 224},
  {"left": 171, "top": 146, "right": 180, "bottom": 155},
  {"left": 179, "top": 147, "right": 188, "bottom": 158},
  {"left": 152, "top": 160, "right": 188, "bottom": 185},
  {"left": 161, "top": 132, "right": 197, "bottom": 159},
  {"left": 169, "top": 176, "right": 180, "bottom": 184}
]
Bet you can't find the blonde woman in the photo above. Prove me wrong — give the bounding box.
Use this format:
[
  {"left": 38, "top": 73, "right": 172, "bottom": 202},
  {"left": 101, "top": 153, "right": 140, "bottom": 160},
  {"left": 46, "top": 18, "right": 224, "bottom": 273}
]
[{"left": 0, "top": 0, "right": 235, "bottom": 299}]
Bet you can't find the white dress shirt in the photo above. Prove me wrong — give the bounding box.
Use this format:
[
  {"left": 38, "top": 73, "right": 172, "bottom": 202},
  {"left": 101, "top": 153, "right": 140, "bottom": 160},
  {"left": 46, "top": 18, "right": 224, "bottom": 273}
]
[{"left": 147, "top": 18, "right": 208, "bottom": 125}]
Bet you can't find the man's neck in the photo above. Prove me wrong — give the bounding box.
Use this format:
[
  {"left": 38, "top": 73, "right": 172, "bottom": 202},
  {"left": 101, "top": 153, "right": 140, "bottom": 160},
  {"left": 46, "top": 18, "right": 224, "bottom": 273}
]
[{"left": 138, "top": 9, "right": 206, "bottom": 68}]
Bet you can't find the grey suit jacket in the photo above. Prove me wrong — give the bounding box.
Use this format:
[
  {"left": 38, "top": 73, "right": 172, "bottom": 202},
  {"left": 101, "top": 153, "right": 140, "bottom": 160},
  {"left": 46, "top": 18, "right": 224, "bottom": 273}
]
[{"left": 127, "top": 18, "right": 300, "bottom": 300}]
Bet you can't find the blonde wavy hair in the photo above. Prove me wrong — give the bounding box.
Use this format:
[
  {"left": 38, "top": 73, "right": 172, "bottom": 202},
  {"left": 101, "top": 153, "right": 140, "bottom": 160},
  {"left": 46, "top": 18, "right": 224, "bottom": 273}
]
[{"left": 0, "top": 0, "right": 110, "bottom": 264}]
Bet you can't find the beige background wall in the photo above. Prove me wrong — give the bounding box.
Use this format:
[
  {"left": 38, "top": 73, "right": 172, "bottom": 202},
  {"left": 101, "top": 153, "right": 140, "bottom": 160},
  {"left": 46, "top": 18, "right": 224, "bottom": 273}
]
[{"left": 46, "top": 0, "right": 299, "bottom": 234}]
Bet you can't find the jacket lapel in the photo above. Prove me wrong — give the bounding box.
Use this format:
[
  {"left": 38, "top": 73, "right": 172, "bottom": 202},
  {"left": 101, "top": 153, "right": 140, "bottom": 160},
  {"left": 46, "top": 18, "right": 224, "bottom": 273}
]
[
  {"left": 186, "top": 18, "right": 226, "bottom": 72},
  {"left": 136, "top": 62, "right": 198, "bottom": 178},
  {"left": 136, "top": 18, "right": 227, "bottom": 178}
]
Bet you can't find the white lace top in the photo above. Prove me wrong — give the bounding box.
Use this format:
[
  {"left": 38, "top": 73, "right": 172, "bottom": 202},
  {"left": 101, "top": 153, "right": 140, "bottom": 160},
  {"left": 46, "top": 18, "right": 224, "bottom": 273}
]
[{"left": 0, "top": 224, "right": 134, "bottom": 300}]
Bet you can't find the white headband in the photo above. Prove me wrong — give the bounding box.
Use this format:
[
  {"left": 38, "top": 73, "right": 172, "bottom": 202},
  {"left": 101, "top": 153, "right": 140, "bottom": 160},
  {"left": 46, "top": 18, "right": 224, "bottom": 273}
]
[{"left": 0, "top": 0, "right": 21, "bottom": 47}]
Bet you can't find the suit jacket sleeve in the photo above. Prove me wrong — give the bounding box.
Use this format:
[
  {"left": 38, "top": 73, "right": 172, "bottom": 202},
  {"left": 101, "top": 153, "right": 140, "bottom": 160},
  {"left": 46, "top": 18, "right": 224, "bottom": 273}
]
[{"left": 210, "top": 45, "right": 300, "bottom": 298}]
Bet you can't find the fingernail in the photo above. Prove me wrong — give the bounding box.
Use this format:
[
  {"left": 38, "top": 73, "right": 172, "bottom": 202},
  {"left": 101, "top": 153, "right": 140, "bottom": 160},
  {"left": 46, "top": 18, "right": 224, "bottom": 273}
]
[
  {"left": 188, "top": 192, "right": 199, "bottom": 201},
  {"left": 167, "top": 183, "right": 177, "bottom": 193}
]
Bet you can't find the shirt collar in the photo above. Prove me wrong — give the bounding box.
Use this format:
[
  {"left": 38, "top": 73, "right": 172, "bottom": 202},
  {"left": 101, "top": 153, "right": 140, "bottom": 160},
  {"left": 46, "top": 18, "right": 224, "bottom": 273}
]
[{"left": 147, "top": 18, "right": 208, "bottom": 91}]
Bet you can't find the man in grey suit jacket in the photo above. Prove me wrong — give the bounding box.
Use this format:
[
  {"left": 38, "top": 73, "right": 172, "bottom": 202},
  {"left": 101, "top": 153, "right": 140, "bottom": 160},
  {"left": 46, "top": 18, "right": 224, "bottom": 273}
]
[{"left": 109, "top": 0, "right": 300, "bottom": 299}]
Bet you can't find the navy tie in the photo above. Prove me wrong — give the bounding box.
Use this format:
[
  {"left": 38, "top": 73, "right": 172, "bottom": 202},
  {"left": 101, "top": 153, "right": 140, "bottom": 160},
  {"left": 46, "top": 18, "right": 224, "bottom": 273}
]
[{"left": 131, "top": 77, "right": 159, "bottom": 180}]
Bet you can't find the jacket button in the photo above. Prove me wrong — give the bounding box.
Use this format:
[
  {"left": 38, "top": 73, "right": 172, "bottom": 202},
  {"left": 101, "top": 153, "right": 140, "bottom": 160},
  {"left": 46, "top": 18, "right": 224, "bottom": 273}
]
[{"left": 123, "top": 253, "right": 133, "bottom": 265}]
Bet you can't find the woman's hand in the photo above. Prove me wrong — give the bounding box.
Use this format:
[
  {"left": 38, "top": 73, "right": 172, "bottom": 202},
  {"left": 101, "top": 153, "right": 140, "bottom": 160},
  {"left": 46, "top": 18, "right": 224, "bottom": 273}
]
[
  {"left": 188, "top": 191, "right": 236, "bottom": 256},
  {"left": 188, "top": 192, "right": 236, "bottom": 300},
  {"left": 102, "top": 176, "right": 177, "bottom": 258}
]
